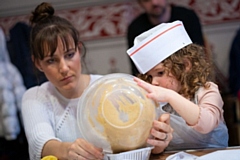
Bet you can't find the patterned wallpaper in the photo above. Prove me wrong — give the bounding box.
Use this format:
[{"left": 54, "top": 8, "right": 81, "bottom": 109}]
[
  {"left": 0, "top": 0, "right": 239, "bottom": 41},
  {"left": 171, "top": 0, "right": 240, "bottom": 24}
]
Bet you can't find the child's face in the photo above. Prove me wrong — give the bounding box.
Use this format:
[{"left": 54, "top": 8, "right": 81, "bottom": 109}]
[{"left": 147, "top": 62, "right": 181, "bottom": 92}]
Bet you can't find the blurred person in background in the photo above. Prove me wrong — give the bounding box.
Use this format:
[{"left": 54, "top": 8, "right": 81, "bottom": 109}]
[{"left": 228, "top": 27, "right": 240, "bottom": 98}]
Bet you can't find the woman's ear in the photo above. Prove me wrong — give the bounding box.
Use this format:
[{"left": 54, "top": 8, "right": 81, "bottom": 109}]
[
  {"left": 32, "top": 55, "right": 43, "bottom": 72},
  {"left": 78, "top": 42, "right": 85, "bottom": 58},
  {"left": 77, "top": 42, "right": 83, "bottom": 53},
  {"left": 78, "top": 42, "right": 83, "bottom": 48}
]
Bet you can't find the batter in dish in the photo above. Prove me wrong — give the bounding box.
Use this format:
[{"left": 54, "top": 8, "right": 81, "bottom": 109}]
[{"left": 95, "top": 80, "right": 156, "bottom": 153}]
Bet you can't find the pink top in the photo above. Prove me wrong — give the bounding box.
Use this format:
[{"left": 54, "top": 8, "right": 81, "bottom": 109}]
[
  {"left": 191, "top": 82, "right": 224, "bottom": 134},
  {"left": 159, "top": 82, "right": 228, "bottom": 150}
]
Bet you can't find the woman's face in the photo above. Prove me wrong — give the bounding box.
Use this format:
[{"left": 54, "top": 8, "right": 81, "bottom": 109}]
[
  {"left": 147, "top": 62, "right": 181, "bottom": 92},
  {"left": 36, "top": 37, "right": 81, "bottom": 93}
]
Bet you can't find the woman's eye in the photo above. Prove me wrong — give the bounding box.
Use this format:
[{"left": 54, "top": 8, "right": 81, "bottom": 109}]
[
  {"left": 46, "top": 58, "right": 55, "bottom": 64},
  {"left": 65, "top": 52, "right": 75, "bottom": 59}
]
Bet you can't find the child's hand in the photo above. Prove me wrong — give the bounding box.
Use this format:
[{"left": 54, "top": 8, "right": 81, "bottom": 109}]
[{"left": 134, "top": 77, "right": 170, "bottom": 103}]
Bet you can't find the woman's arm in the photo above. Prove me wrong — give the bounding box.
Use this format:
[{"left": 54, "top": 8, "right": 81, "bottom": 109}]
[
  {"left": 22, "top": 88, "right": 104, "bottom": 160},
  {"left": 148, "top": 113, "right": 173, "bottom": 154},
  {"left": 42, "top": 139, "right": 103, "bottom": 160},
  {"left": 21, "top": 88, "right": 59, "bottom": 159}
]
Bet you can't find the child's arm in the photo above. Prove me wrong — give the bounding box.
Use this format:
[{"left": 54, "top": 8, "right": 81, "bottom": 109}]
[
  {"left": 134, "top": 77, "right": 200, "bottom": 125},
  {"left": 134, "top": 77, "right": 222, "bottom": 134}
]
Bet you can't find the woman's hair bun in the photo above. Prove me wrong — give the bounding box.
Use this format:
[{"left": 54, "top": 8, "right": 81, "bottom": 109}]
[{"left": 30, "top": 2, "right": 54, "bottom": 24}]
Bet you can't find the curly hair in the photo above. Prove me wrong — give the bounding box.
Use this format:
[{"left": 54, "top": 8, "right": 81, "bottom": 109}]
[{"left": 138, "top": 43, "right": 214, "bottom": 99}]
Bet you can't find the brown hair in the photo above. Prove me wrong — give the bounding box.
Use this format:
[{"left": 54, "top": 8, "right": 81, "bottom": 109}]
[
  {"left": 139, "top": 44, "right": 214, "bottom": 99},
  {"left": 29, "top": 2, "right": 85, "bottom": 62}
]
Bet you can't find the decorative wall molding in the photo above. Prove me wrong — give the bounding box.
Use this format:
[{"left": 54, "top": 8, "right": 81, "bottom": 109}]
[
  {"left": 189, "top": 0, "right": 240, "bottom": 25},
  {"left": 0, "top": 0, "right": 239, "bottom": 41},
  {"left": 0, "top": 2, "right": 137, "bottom": 41},
  {"left": 0, "top": 0, "right": 129, "bottom": 17}
]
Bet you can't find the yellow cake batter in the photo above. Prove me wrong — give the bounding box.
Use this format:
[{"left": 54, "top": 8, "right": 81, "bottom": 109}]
[{"left": 90, "top": 78, "right": 156, "bottom": 153}]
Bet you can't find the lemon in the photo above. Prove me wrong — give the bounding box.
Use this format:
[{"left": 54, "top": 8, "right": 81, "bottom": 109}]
[{"left": 41, "top": 155, "right": 58, "bottom": 160}]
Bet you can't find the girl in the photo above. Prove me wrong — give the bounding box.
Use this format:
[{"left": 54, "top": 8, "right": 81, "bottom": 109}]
[{"left": 127, "top": 20, "right": 228, "bottom": 150}]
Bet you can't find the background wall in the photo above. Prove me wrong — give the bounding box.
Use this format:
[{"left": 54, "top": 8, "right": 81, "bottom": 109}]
[{"left": 0, "top": 0, "right": 240, "bottom": 87}]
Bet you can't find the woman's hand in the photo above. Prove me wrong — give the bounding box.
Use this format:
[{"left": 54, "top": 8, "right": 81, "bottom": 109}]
[
  {"left": 148, "top": 113, "right": 173, "bottom": 154},
  {"left": 68, "top": 138, "right": 104, "bottom": 160}
]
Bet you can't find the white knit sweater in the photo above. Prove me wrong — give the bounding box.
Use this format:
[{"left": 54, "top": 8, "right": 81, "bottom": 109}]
[{"left": 21, "top": 74, "right": 102, "bottom": 160}]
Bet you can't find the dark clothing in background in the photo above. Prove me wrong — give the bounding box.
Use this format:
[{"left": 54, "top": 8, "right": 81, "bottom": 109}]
[
  {"left": 0, "top": 25, "right": 29, "bottom": 160},
  {"left": 0, "top": 128, "right": 29, "bottom": 160},
  {"left": 229, "top": 28, "right": 240, "bottom": 96},
  {"left": 8, "top": 22, "right": 47, "bottom": 89},
  {"left": 127, "top": 4, "right": 204, "bottom": 76}
]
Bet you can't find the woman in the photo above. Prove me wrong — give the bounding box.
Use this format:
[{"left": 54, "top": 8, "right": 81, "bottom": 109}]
[{"left": 22, "top": 2, "right": 173, "bottom": 160}]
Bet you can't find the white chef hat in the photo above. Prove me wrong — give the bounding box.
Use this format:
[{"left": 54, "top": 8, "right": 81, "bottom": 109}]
[{"left": 127, "top": 20, "right": 192, "bottom": 74}]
